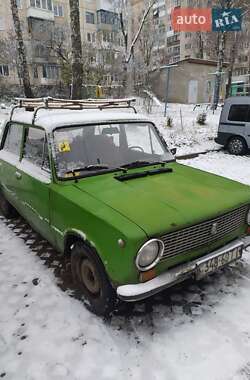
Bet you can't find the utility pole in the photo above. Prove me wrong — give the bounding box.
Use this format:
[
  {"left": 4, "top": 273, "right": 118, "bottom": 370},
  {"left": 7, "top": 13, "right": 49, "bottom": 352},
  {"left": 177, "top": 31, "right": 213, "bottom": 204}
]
[{"left": 160, "top": 64, "right": 178, "bottom": 117}]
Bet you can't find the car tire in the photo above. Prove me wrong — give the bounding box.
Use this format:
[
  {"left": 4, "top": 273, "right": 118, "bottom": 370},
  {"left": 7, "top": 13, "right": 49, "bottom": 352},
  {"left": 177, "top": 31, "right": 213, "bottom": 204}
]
[
  {"left": 71, "top": 241, "right": 116, "bottom": 316},
  {"left": 0, "top": 191, "right": 17, "bottom": 218},
  {"left": 227, "top": 136, "right": 247, "bottom": 155}
]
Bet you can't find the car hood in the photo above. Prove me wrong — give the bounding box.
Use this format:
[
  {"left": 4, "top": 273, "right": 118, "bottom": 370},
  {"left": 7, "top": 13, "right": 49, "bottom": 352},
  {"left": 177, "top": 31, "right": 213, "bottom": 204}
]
[{"left": 74, "top": 162, "right": 250, "bottom": 237}]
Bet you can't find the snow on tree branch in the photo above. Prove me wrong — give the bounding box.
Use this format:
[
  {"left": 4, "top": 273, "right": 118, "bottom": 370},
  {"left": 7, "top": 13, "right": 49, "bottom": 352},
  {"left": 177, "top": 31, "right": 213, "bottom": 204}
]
[{"left": 125, "top": 0, "right": 157, "bottom": 64}]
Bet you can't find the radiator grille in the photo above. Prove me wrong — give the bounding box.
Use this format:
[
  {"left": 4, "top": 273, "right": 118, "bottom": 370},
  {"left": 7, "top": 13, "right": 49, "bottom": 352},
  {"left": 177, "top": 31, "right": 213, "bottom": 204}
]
[{"left": 160, "top": 204, "right": 249, "bottom": 261}]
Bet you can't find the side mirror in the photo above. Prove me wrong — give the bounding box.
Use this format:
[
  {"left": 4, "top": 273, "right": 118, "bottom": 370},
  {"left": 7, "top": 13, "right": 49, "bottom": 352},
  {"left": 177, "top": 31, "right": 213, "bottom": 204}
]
[{"left": 170, "top": 148, "right": 177, "bottom": 155}]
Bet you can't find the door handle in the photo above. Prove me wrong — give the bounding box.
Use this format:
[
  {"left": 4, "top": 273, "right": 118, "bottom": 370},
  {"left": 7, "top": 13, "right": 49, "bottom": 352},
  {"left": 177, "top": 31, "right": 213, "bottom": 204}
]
[{"left": 15, "top": 171, "right": 22, "bottom": 180}]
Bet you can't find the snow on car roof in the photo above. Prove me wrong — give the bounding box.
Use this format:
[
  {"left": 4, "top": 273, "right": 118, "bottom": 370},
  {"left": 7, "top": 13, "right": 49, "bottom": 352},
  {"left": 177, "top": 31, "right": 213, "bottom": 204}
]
[{"left": 11, "top": 109, "right": 150, "bottom": 132}]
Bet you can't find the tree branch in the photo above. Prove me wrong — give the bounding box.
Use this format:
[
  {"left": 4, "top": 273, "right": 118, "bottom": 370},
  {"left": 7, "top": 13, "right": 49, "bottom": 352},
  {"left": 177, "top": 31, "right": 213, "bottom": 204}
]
[{"left": 125, "top": 0, "right": 157, "bottom": 64}]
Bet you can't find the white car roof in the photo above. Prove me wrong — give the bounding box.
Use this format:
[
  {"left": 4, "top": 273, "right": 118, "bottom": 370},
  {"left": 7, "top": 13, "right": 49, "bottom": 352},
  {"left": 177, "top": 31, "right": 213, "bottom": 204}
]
[{"left": 11, "top": 109, "right": 151, "bottom": 132}]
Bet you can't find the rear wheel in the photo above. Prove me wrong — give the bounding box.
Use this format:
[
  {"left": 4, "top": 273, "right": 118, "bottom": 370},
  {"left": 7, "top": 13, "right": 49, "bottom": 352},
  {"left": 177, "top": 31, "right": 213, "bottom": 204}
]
[
  {"left": 71, "top": 241, "right": 116, "bottom": 316},
  {"left": 227, "top": 136, "right": 247, "bottom": 155},
  {"left": 0, "top": 191, "right": 17, "bottom": 218}
]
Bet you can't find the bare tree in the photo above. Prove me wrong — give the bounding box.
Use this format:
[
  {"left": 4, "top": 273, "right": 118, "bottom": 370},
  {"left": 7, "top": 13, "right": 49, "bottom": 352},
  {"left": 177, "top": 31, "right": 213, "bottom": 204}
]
[
  {"left": 69, "top": 0, "right": 83, "bottom": 99},
  {"left": 10, "top": 0, "right": 33, "bottom": 98},
  {"left": 135, "top": 18, "right": 157, "bottom": 89},
  {"left": 117, "top": 0, "right": 157, "bottom": 93},
  {"left": 47, "top": 25, "right": 72, "bottom": 91}
]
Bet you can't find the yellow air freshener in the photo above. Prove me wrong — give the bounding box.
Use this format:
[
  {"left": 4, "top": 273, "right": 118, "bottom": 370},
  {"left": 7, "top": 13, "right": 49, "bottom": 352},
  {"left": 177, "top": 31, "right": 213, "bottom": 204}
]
[{"left": 59, "top": 141, "right": 71, "bottom": 153}]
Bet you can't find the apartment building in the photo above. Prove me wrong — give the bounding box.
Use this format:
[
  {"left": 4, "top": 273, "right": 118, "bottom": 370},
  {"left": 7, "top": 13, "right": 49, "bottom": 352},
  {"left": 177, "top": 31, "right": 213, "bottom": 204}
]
[
  {"left": 0, "top": 0, "right": 123, "bottom": 95},
  {"left": 131, "top": 0, "right": 250, "bottom": 79}
]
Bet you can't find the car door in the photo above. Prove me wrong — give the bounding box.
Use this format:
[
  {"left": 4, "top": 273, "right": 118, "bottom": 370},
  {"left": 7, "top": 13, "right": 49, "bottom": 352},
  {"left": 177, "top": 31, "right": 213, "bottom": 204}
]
[
  {"left": 17, "top": 125, "right": 54, "bottom": 244},
  {"left": 0, "top": 122, "right": 24, "bottom": 209},
  {"left": 245, "top": 106, "right": 250, "bottom": 148}
]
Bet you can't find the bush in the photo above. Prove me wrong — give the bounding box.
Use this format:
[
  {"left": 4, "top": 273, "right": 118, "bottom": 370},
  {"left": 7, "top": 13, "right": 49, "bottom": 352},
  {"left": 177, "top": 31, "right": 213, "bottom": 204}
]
[
  {"left": 196, "top": 112, "right": 207, "bottom": 125},
  {"left": 164, "top": 116, "right": 174, "bottom": 129}
]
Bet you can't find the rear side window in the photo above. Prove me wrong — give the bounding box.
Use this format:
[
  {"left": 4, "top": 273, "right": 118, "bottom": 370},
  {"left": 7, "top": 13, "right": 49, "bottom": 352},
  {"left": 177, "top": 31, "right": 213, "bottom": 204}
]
[
  {"left": 3, "top": 123, "right": 23, "bottom": 155},
  {"left": 23, "top": 127, "right": 50, "bottom": 171},
  {"left": 228, "top": 105, "right": 249, "bottom": 122}
]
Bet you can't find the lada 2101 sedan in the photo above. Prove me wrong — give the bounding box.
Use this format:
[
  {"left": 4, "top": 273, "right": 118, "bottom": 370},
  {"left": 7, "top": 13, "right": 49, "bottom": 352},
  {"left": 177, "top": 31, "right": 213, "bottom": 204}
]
[{"left": 0, "top": 97, "right": 250, "bottom": 316}]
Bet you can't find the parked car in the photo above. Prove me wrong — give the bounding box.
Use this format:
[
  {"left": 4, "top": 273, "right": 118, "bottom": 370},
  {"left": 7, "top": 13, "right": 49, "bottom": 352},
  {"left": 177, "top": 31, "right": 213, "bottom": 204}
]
[
  {"left": 0, "top": 98, "right": 250, "bottom": 316},
  {"left": 215, "top": 96, "right": 250, "bottom": 155}
]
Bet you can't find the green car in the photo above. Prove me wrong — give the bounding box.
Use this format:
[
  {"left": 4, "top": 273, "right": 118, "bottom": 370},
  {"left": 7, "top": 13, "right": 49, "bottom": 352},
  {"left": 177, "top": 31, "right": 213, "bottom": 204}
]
[{"left": 0, "top": 98, "right": 250, "bottom": 316}]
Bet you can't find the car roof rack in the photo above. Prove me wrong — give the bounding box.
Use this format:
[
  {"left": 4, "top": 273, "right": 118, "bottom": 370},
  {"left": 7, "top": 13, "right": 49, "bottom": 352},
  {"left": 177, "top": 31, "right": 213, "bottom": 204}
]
[{"left": 10, "top": 96, "right": 137, "bottom": 124}]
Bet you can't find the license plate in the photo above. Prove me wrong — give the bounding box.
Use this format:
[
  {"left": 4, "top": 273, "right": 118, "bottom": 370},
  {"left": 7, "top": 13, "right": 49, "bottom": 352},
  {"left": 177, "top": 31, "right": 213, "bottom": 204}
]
[{"left": 196, "top": 245, "right": 243, "bottom": 280}]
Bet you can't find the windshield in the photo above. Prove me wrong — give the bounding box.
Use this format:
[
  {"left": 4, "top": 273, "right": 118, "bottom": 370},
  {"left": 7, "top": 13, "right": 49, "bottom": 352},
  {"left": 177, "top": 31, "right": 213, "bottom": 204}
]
[{"left": 53, "top": 122, "right": 173, "bottom": 179}]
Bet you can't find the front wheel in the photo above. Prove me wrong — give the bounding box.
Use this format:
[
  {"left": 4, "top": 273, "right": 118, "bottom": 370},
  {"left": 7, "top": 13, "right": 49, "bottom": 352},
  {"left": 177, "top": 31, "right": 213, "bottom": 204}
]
[
  {"left": 71, "top": 241, "right": 116, "bottom": 316},
  {"left": 227, "top": 136, "right": 247, "bottom": 155}
]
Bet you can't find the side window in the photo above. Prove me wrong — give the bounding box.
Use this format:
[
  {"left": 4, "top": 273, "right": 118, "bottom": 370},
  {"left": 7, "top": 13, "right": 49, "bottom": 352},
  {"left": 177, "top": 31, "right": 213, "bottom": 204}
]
[
  {"left": 23, "top": 127, "right": 50, "bottom": 171},
  {"left": 228, "top": 105, "right": 249, "bottom": 122},
  {"left": 3, "top": 123, "right": 23, "bottom": 155}
]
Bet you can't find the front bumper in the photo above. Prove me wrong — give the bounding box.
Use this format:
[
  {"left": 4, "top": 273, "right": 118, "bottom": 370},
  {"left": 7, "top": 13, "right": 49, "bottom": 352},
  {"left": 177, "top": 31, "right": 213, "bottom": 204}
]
[{"left": 117, "top": 236, "right": 250, "bottom": 302}]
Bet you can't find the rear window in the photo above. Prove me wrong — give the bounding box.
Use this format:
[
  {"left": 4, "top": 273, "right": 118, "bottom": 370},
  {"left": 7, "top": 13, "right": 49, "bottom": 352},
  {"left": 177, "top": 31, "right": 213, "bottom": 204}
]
[{"left": 228, "top": 105, "right": 250, "bottom": 122}]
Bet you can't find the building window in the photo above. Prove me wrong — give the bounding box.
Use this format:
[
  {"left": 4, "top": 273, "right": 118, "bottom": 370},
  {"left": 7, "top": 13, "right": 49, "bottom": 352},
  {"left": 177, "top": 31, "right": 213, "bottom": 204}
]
[
  {"left": 54, "top": 4, "right": 63, "bottom": 16},
  {"left": 42, "top": 64, "right": 59, "bottom": 79},
  {"left": 173, "top": 46, "right": 180, "bottom": 54},
  {"left": 86, "top": 11, "right": 95, "bottom": 24},
  {"left": 87, "top": 32, "right": 96, "bottom": 43},
  {"left": 97, "top": 10, "right": 118, "bottom": 25},
  {"left": 33, "top": 66, "right": 39, "bottom": 78},
  {"left": 16, "top": 0, "right": 22, "bottom": 8},
  {"left": 159, "top": 25, "right": 165, "bottom": 34},
  {"left": 35, "top": 44, "right": 47, "bottom": 57},
  {"left": 0, "top": 17, "right": 5, "bottom": 31},
  {"left": 0, "top": 65, "right": 9, "bottom": 76},
  {"left": 30, "top": 0, "right": 53, "bottom": 11}
]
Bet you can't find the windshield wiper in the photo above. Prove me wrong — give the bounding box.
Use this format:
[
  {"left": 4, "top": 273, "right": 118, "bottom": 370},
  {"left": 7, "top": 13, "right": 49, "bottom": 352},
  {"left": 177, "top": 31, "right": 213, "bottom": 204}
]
[
  {"left": 121, "top": 161, "right": 165, "bottom": 169},
  {"left": 64, "top": 164, "right": 127, "bottom": 181},
  {"left": 66, "top": 164, "right": 109, "bottom": 175}
]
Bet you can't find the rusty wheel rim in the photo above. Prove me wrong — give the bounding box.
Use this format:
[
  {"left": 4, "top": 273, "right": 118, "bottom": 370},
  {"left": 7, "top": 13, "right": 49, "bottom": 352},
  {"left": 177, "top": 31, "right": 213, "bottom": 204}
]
[{"left": 80, "top": 259, "right": 100, "bottom": 295}]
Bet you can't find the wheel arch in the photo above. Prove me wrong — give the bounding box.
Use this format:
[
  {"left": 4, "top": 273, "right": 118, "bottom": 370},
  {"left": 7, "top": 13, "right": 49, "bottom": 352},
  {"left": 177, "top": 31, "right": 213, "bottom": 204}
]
[
  {"left": 64, "top": 229, "right": 92, "bottom": 256},
  {"left": 226, "top": 134, "right": 247, "bottom": 147},
  {"left": 64, "top": 229, "right": 114, "bottom": 288}
]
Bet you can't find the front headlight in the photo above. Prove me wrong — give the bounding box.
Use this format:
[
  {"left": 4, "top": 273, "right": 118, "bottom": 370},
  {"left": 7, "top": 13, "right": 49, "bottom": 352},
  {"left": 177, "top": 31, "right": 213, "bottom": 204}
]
[
  {"left": 136, "top": 239, "right": 164, "bottom": 271},
  {"left": 247, "top": 209, "right": 250, "bottom": 225}
]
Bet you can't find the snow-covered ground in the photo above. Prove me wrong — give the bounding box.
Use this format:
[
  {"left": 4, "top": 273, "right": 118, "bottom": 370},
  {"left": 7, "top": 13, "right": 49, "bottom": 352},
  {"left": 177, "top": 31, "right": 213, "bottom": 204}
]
[
  {"left": 136, "top": 98, "right": 221, "bottom": 155},
  {"left": 0, "top": 152, "right": 250, "bottom": 380}
]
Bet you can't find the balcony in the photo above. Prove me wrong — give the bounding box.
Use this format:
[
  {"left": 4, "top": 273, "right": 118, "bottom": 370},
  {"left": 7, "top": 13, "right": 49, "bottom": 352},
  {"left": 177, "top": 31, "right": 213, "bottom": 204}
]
[
  {"left": 166, "top": 30, "right": 174, "bottom": 37},
  {"left": 96, "top": 0, "right": 113, "bottom": 12},
  {"left": 153, "top": 0, "right": 165, "bottom": 9},
  {"left": 27, "top": 7, "right": 54, "bottom": 21}
]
